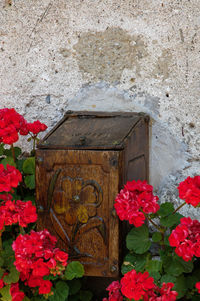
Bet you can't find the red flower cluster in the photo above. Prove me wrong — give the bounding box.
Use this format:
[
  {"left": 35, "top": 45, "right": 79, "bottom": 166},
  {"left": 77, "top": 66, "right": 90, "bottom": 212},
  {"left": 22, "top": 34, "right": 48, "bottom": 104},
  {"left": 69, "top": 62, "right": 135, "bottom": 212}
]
[
  {"left": 144, "top": 282, "right": 178, "bottom": 301},
  {"left": 103, "top": 271, "right": 178, "bottom": 301},
  {"left": 120, "top": 269, "right": 155, "bottom": 300},
  {"left": 102, "top": 281, "right": 123, "bottom": 301},
  {"left": 178, "top": 176, "right": 200, "bottom": 207},
  {"left": 114, "top": 180, "right": 160, "bottom": 227},
  {"left": 169, "top": 217, "right": 200, "bottom": 261},
  {"left": 0, "top": 108, "right": 28, "bottom": 144},
  {"left": 196, "top": 282, "right": 200, "bottom": 293},
  {"left": 10, "top": 283, "right": 25, "bottom": 301},
  {"left": 0, "top": 164, "right": 22, "bottom": 193},
  {"left": 0, "top": 200, "right": 37, "bottom": 230},
  {"left": 27, "top": 120, "right": 47, "bottom": 135},
  {"left": 0, "top": 108, "right": 47, "bottom": 145},
  {"left": 12, "top": 229, "right": 68, "bottom": 295}
]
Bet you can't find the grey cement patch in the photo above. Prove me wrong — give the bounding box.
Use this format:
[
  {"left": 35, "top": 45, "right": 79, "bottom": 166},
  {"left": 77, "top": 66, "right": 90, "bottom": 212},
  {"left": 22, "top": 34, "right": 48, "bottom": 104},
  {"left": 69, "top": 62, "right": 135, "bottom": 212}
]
[{"left": 74, "top": 27, "right": 148, "bottom": 83}]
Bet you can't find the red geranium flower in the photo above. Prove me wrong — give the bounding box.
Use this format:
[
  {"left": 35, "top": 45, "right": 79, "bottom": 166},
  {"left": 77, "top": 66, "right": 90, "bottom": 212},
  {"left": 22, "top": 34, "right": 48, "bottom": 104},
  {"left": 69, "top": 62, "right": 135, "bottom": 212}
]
[
  {"left": 114, "top": 180, "right": 159, "bottom": 227},
  {"left": 27, "top": 120, "right": 47, "bottom": 135},
  {"left": 178, "top": 176, "right": 200, "bottom": 207},
  {"left": 0, "top": 164, "right": 22, "bottom": 193},
  {"left": 12, "top": 229, "right": 68, "bottom": 296},
  {"left": 0, "top": 200, "right": 37, "bottom": 230},
  {"left": 105, "top": 281, "right": 123, "bottom": 301},
  {"left": 169, "top": 217, "right": 200, "bottom": 261},
  {"left": 10, "top": 283, "right": 25, "bottom": 301},
  {"left": 0, "top": 108, "right": 28, "bottom": 144},
  {"left": 196, "top": 282, "right": 200, "bottom": 293},
  {"left": 38, "top": 279, "right": 52, "bottom": 295},
  {"left": 120, "top": 269, "right": 155, "bottom": 300}
]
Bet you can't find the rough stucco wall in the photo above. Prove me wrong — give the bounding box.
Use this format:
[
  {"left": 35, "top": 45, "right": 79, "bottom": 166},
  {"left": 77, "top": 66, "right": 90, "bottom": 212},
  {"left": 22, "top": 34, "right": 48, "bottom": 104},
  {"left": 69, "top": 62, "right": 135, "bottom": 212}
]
[{"left": 0, "top": 0, "right": 200, "bottom": 218}]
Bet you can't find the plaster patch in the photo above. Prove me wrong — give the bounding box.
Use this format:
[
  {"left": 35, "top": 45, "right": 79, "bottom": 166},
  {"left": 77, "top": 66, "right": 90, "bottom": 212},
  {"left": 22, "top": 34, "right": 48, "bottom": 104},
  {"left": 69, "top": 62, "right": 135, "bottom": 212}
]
[
  {"left": 73, "top": 27, "right": 148, "bottom": 83},
  {"left": 153, "top": 49, "right": 172, "bottom": 80}
]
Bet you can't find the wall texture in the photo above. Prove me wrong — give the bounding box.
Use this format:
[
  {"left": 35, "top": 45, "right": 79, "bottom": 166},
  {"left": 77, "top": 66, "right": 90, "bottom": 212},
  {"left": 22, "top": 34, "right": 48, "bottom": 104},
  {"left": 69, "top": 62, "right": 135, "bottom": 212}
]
[{"left": 0, "top": 0, "right": 200, "bottom": 217}]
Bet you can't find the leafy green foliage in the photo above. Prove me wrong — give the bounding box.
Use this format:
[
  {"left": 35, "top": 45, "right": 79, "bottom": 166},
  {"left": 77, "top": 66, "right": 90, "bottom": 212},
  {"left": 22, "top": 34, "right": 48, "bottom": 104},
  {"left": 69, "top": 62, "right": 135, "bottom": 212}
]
[
  {"left": 23, "top": 157, "right": 36, "bottom": 189},
  {"left": 23, "top": 157, "right": 35, "bottom": 175},
  {"left": 158, "top": 202, "right": 174, "bottom": 217},
  {"left": 160, "top": 274, "right": 176, "bottom": 284},
  {"left": 24, "top": 174, "right": 35, "bottom": 189},
  {"left": 152, "top": 232, "right": 162, "bottom": 242},
  {"left": 126, "top": 225, "right": 151, "bottom": 254},
  {"left": 173, "top": 275, "right": 187, "bottom": 299},
  {"left": 160, "top": 213, "right": 183, "bottom": 227},
  {"left": 49, "top": 281, "right": 69, "bottom": 301},
  {"left": 3, "top": 266, "right": 19, "bottom": 284},
  {"left": 68, "top": 279, "right": 82, "bottom": 295},
  {"left": 146, "top": 259, "right": 162, "bottom": 273},
  {"left": 65, "top": 262, "right": 85, "bottom": 280},
  {"left": 0, "top": 285, "right": 11, "bottom": 301},
  {"left": 1, "top": 156, "right": 16, "bottom": 168}
]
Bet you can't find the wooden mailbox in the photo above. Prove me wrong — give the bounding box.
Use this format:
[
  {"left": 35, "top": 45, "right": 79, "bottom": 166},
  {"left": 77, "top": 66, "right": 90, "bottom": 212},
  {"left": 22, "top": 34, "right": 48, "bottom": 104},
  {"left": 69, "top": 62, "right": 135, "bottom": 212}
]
[{"left": 36, "top": 111, "right": 149, "bottom": 277}]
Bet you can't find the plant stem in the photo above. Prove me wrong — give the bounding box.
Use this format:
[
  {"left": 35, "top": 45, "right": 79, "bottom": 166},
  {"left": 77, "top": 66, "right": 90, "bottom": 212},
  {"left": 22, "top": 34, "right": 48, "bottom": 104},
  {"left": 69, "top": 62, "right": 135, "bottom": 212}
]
[
  {"left": 173, "top": 202, "right": 186, "bottom": 214},
  {"left": 11, "top": 144, "right": 15, "bottom": 162},
  {"left": 141, "top": 210, "right": 161, "bottom": 232},
  {"left": 33, "top": 137, "right": 36, "bottom": 152},
  {"left": 19, "top": 226, "right": 25, "bottom": 235}
]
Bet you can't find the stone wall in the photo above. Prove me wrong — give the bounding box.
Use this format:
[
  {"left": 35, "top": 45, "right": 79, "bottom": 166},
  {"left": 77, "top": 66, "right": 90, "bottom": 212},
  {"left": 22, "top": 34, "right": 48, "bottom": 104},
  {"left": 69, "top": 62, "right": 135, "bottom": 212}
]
[{"left": 0, "top": 0, "right": 200, "bottom": 217}]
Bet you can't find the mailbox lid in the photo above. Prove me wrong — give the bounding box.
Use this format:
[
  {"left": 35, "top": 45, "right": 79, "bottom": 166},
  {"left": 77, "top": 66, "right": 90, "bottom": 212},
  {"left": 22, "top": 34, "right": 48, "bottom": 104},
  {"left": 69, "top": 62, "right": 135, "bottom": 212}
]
[{"left": 38, "top": 111, "right": 145, "bottom": 150}]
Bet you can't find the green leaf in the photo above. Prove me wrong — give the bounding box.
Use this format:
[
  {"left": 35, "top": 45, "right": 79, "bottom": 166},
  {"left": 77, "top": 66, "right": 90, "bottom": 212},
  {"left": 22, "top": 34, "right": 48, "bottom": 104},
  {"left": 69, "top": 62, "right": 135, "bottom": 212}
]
[
  {"left": 160, "top": 274, "right": 176, "bottom": 284},
  {"left": 49, "top": 281, "right": 69, "bottom": 301},
  {"left": 23, "top": 157, "right": 35, "bottom": 175},
  {"left": 146, "top": 260, "right": 162, "bottom": 273},
  {"left": 0, "top": 269, "right": 4, "bottom": 279},
  {"left": 16, "top": 159, "right": 25, "bottom": 172},
  {"left": 174, "top": 275, "right": 187, "bottom": 299},
  {"left": 23, "top": 195, "right": 35, "bottom": 204},
  {"left": 163, "top": 256, "right": 184, "bottom": 276},
  {"left": 160, "top": 213, "right": 183, "bottom": 228},
  {"left": 186, "top": 275, "right": 198, "bottom": 289},
  {"left": 0, "top": 285, "right": 11, "bottom": 301},
  {"left": 121, "top": 262, "right": 135, "bottom": 275},
  {"left": 4, "top": 147, "right": 21, "bottom": 159},
  {"left": 0, "top": 144, "right": 5, "bottom": 156},
  {"left": 121, "top": 253, "right": 148, "bottom": 274},
  {"left": 1, "top": 157, "right": 16, "bottom": 168},
  {"left": 152, "top": 232, "right": 162, "bottom": 242},
  {"left": 0, "top": 257, "right": 4, "bottom": 267},
  {"left": 175, "top": 255, "right": 193, "bottom": 273},
  {"left": 164, "top": 235, "right": 170, "bottom": 246},
  {"left": 24, "top": 175, "right": 35, "bottom": 189},
  {"left": 80, "top": 290, "right": 93, "bottom": 301},
  {"left": 148, "top": 271, "right": 161, "bottom": 282},
  {"left": 3, "top": 267, "right": 19, "bottom": 284},
  {"left": 158, "top": 202, "right": 174, "bottom": 217},
  {"left": 68, "top": 279, "right": 82, "bottom": 295},
  {"left": 65, "top": 261, "right": 84, "bottom": 280},
  {"left": 126, "top": 225, "right": 151, "bottom": 254}
]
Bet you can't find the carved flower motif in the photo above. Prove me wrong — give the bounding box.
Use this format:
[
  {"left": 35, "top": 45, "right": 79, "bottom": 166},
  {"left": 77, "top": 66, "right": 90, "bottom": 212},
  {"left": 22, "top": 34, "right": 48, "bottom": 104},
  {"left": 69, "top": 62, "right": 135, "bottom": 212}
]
[{"left": 53, "top": 177, "right": 102, "bottom": 226}]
